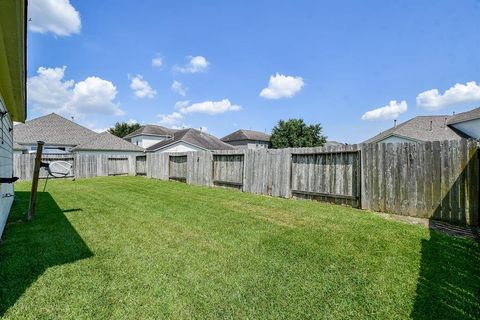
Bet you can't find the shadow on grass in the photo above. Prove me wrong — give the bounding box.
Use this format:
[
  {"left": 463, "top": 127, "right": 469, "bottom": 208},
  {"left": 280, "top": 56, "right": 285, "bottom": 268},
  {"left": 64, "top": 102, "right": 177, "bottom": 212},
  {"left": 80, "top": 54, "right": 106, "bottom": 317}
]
[
  {"left": 410, "top": 223, "right": 480, "bottom": 319},
  {"left": 0, "top": 191, "right": 92, "bottom": 317}
]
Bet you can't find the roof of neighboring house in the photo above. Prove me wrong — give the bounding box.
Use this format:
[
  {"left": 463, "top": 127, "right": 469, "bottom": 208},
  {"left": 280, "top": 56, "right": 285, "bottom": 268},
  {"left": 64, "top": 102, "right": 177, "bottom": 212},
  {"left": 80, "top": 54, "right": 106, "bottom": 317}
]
[
  {"left": 123, "top": 125, "right": 177, "bottom": 139},
  {"left": 325, "top": 141, "right": 345, "bottom": 147},
  {"left": 147, "top": 128, "right": 234, "bottom": 152},
  {"left": 363, "top": 115, "right": 468, "bottom": 144},
  {"left": 13, "top": 113, "right": 98, "bottom": 146},
  {"left": 447, "top": 107, "right": 480, "bottom": 125},
  {"left": 221, "top": 129, "right": 271, "bottom": 142},
  {"left": 72, "top": 132, "right": 144, "bottom": 152}
]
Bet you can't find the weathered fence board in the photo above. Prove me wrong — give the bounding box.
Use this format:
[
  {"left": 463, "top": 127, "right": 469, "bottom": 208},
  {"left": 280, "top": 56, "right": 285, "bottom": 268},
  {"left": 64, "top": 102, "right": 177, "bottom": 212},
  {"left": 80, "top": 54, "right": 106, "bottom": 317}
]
[{"left": 361, "top": 139, "right": 479, "bottom": 226}]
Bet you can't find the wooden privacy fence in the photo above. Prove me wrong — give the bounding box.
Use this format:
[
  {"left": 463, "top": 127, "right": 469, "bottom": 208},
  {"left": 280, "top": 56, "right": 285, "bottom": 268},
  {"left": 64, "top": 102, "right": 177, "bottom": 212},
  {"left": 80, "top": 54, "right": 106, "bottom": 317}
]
[
  {"left": 13, "top": 154, "right": 74, "bottom": 180},
  {"left": 14, "top": 153, "right": 139, "bottom": 179},
  {"left": 147, "top": 145, "right": 361, "bottom": 204},
  {"left": 361, "top": 140, "right": 479, "bottom": 226},
  {"left": 147, "top": 140, "right": 480, "bottom": 226},
  {"left": 13, "top": 139, "right": 480, "bottom": 226}
]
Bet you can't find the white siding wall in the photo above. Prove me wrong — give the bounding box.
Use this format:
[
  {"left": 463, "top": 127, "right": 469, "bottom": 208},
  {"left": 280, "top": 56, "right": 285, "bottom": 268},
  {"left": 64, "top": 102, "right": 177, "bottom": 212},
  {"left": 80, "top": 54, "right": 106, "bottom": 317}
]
[
  {"left": 0, "top": 97, "right": 14, "bottom": 238},
  {"left": 75, "top": 150, "right": 144, "bottom": 156},
  {"left": 155, "top": 141, "right": 203, "bottom": 153},
  {"left": 226, "top": 140, "right": 270, "bottom": 149},
  {"left": 131, "top": 135, "right": 168, "bottom": 148},
  {"left": 379, "top": 135, "right": 418, "bottom": 144},
  {"left": 451, "top": 119, "right": 480, "bottom": 139}
]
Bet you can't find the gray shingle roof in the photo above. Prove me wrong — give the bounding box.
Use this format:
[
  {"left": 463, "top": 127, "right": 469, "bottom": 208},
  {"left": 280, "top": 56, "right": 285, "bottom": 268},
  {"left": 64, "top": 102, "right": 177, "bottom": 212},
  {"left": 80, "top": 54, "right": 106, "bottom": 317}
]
[
  {"left": 221, "top": 129, "right": 270, "bottom": 142},
  {"left": 325, "top": 141, "right": 345, "bottom": 147},
  {"left": 447, "top": 107, "right": 480, "bottom": 125},
  {"left": 146, "top": 128, "right": 234, "bottom": 152},
  {"left": 72, "top": 132, "right": 144, "bottom": 152},
  {"left": 123, "top": 125, "right": 176, "bottom": 140},
  {"left": 13, "top": 113, "right": 97, "bottom": 146},
  {"left": 363, "top": 115, "right": 468, "bottom": 144}
]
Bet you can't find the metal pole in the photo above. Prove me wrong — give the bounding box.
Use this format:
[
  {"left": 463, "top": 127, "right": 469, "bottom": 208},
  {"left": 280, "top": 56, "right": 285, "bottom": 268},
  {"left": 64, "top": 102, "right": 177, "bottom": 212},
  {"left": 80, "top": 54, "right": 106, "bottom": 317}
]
[{"left": 27, "top": 141, "right": 44, "bottom": 221}]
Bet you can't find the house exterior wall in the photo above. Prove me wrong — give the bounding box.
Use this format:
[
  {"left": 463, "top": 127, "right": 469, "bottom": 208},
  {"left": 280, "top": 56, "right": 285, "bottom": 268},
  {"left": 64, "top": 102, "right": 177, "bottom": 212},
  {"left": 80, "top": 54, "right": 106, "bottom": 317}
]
[
  {"left": 378, "top": 135, "right": 418, "bottom": 144},
  {"left": 75, "top": 150, "right": 144, "bottom": 156},
  {"left": 451, "top": 119, "right": 480, "bottom": 139},
  {"left": 0, "top": 96, "right": 14, "bottom": 237},
  {"left": 23, "top": 144, "right": 74, "bottom": 154},
  {"left": 153, "top": 141, "right": 203, "bottom": 153},
  {"left": 225, "top": 140, "right": 270, "bottom": 149},
  {"left": 130, "top": 135, "right": 169, "bottom": 149}
]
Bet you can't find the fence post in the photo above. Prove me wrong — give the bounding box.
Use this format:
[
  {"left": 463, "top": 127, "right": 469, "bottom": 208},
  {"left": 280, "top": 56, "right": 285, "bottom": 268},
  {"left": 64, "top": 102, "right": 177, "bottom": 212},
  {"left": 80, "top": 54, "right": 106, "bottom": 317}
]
[{"left": 27, "top": 141, "right": 44, "bottom": 221}]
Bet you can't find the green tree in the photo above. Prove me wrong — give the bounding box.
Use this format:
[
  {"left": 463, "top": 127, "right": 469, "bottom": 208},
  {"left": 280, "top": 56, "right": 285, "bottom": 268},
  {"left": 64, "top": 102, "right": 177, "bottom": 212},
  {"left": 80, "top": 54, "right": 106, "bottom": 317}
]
[
  {"left": 108, "top": 122, "right": 141, "bottom": 138},
  {"left": 270, "top": 119, "right": 327, "bottom": 149}
]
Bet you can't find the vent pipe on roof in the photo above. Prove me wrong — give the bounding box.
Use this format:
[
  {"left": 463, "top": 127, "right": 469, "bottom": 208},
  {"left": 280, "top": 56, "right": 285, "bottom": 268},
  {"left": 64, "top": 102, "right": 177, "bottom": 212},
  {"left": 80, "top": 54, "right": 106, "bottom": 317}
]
[
  {"left": 394, "top": 119, "right": 397, "bottom": 128},
  {"left": 429, "top": 120, "right": 433, "bottom": 131},
  {"left": 444, "top": 117, "right": 448, "bottom": 128}
]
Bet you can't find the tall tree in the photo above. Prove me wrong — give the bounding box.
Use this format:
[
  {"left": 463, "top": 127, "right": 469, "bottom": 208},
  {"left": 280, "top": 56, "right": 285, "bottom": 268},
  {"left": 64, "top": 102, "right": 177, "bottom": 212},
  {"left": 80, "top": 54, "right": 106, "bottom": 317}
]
[
  {"left": 270, "top": 119, "right": 327, "bottom": 149},
  {"left": 108, "top": 122, "right": 141, "bottom": 138}
]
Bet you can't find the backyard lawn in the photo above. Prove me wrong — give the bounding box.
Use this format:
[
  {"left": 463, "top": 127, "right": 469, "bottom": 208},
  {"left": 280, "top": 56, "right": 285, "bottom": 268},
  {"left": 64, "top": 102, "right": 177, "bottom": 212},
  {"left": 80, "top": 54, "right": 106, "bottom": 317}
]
[{"left": 0, "top": 176, "right": 478, "bottom": 319}]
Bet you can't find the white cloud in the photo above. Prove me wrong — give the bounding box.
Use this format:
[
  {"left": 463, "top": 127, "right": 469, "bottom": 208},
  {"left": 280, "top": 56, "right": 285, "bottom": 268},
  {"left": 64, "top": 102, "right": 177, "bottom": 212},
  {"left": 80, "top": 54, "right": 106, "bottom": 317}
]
[
  {"left": 171, "top": 81, "right": 187, "bottom": 96},
  {"left": 416, "top": 81, "right": 480, "bottom": 110},
  {"left": 157, "top": 112, "right": 184, "bottom": 126},
  {"left": 28, "top": 0, "right": 81, "bottom": 36},
  {"left": 127, "top": 119, "right": 138, "bottom": 125},
  {"left": 174, "top": 56, "right": 209, "bottom": 73},
  {"left": 27, "top": 66, "right": 73, "bottom": 111},
  {"left": 176, "top": 99, "right": 241, "bottom": 115},
  {"left": 129, "top": 75, "right": 156, "bottom": 99},
  {"left": 92, "top": 127, "right": 109, "bottom": 133},
  {"left": 260, "top": 73, "right": 304, "bottom": 99},
  {"left": 68, "top": 77, "right": 124, "bottom": 116},
  {"left": 152, "top": 56, "right": 163, "bottom": 68},
  {"left": 174, "top": 100, "right": 190, "bottom": 110},
  {"left": 28, "top": 66, "right": 124, "bottom": 117},
  {"left": 361, "top": 100, "right": 408, "bottom": 120},
  {"left": 158, "top": 99, "right": 240, "bottom": 127}
]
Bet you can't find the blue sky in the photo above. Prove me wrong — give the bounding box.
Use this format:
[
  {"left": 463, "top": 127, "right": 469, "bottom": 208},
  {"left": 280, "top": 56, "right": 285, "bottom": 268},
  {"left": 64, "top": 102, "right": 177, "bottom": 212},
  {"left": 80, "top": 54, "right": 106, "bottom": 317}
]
[{"left": 27, "top": 0, "right": 480, "bottom": 143}]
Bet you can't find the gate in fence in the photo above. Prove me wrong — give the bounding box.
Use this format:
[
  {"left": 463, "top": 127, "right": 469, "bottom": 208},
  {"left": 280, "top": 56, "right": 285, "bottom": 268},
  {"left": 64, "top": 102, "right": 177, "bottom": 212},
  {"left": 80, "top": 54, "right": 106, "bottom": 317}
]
[
  {"left": 169, "top": 155, "right": 187, "bottom": 182},
  {"left": 290, "top": 149, "right": 361, "bottom": 208},
  {"left": 135, "top": 155, "right": 146, "bottom": 176},
  {"left": 212, "top": 154, "right": 244, "bottom": 189},
  {"left": 108, "top": 157, "right": 129, "bottom": 176}
]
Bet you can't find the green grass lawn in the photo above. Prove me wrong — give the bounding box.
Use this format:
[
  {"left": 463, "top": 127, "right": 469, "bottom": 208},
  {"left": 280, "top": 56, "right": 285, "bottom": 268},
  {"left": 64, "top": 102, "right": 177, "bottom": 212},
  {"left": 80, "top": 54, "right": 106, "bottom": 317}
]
[{"left": 0, "top": 176, "right": 478, "bottom": 319}]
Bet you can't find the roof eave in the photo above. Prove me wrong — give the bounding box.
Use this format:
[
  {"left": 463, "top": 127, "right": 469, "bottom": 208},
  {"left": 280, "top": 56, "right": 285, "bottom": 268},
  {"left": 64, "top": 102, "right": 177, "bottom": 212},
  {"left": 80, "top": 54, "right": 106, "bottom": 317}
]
[
  {"left": 0, "top": 0, "right": 27, "bottom": 122},
  {"left": 146, "top": 139, "right": 209, "bottom": 152}
]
